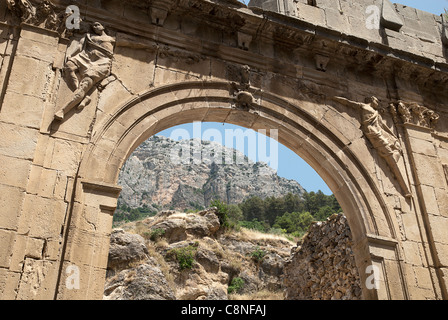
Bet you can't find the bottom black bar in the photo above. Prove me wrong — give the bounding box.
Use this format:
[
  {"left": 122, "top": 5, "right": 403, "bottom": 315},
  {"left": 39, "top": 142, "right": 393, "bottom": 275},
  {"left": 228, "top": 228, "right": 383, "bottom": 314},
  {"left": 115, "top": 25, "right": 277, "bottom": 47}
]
[{"left": 2, "top": 299, "right": 441, "bottom": 319}]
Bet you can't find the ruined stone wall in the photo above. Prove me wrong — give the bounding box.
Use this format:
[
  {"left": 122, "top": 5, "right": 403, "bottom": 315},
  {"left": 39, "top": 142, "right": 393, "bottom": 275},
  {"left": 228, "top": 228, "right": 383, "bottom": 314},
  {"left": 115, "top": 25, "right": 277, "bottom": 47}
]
[{"left": 284, "top": 214, "right": 363, "bottom": 300}]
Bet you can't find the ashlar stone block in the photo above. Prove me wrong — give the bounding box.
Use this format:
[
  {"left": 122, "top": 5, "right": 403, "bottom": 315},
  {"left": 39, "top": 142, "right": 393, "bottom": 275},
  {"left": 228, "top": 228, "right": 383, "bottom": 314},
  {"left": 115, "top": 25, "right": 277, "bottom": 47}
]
[
  {"left": 0, "top": 229, "right": 16, "bottom": 268},
  {"left": 0, "top": 184, "right": 25, "bottom": 230},
  {"left": 0, "top": 122, "right": 39, "bottom": 160}
]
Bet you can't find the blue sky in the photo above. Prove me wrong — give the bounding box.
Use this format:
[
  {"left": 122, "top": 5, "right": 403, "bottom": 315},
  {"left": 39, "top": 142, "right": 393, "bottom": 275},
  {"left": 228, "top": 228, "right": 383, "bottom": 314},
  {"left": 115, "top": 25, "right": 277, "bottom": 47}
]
[
  {"left": 237, "top": 0, "right": 447, "bottom": 15},
  {"left": 158, "top": 123, "right": 334, "bottom": 195},
  {"left": 390, "top": 0, "right": 446, "bottom": 15},
  {"left": 156, "top": 1, "right": 446, "bottom": 196}
]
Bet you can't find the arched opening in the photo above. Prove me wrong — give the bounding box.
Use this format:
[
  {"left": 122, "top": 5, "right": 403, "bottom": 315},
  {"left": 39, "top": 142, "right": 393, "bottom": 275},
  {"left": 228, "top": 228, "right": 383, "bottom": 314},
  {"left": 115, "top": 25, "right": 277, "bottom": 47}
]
[
  {"left": 114, "top": 121, "right": 333, "bottom": 218},
  {"left": 107, "top": 121, "right": 356, "bottom": 300},
  {"left": 57, "top": 81, "right": 407, "bottom": 300}
]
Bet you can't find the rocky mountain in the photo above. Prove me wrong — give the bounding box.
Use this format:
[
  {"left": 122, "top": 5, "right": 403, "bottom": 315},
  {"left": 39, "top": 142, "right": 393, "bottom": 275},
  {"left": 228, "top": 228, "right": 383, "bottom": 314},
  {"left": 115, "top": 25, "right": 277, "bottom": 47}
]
[
  {"left": 104, "top": 208, "right": 295, "bottom": 300},
  {"left": 103, "top": 209, "right": 360, "bottom": 300},
  {"left": 117, "top": 135, "right": 306, "bottom": 212}
]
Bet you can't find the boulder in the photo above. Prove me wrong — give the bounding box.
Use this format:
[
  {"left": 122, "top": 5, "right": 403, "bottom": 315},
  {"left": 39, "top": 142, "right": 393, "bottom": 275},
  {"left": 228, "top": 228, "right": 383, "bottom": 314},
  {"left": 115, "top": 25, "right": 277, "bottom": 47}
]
[
  {"left": 147, "top": 208, "right": 221, "bottom": 243},
  {"left": 196, "top": 247, "right": 220, "bottom": 273},
  {"left": 261, "top": 252, "right": 284, "bottom": 277},
  {"left": 107, "top": 229, "right": 148, "bottom": 273},
  {"left": 185, "top": 208, "right": 220, "bottom": 238},
  {"left": 151, "top": 218, "right": 188, "bottom": 243},
  {"left": 103, "top": 257, "right": 176, "bottom": 300}
]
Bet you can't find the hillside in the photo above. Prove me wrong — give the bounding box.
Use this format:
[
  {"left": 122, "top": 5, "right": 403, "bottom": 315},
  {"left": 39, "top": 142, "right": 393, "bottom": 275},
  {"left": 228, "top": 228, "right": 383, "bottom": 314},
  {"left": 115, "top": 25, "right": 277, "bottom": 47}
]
[
  {"left": 104, "top": 208, "right": 295, "bottom": 300},
  {"left": 117, "top": 136, "right": 306, "bottom": 215},
  {"left": 103, "top": 208, "right": 360, "bottom": 300}
]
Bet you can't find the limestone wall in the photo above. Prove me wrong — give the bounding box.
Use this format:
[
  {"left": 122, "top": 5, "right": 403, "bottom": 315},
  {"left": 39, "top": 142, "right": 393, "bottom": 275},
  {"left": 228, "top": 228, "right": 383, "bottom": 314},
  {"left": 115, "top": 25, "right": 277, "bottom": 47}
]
[{"left": 284, "top": 214, "right": 363, "bottom": 300}]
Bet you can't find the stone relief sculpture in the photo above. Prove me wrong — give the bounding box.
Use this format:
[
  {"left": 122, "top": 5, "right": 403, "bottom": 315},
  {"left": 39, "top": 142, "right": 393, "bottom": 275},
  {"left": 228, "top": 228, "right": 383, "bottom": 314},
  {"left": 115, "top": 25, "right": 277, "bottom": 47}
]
[
  {"left": 392, "top": 101, "right": 439, "bottom": 129},
  {"left": 6, "top": 0, "right": 68, "bottom": 33},
  {"left": 6, "top": 0, "right": 35, "bottom": 23},
  {"left": 229, "top": 64, "right": 257, "bottom": 111},
  {"left": 394, "top": 101, "right": 411, "bottom": 123},
  {"left": 54, "top": 22, "right": 115, "bottom": 121},
  {"left": 333, "top": 96, "right": 412, "bottom": 198},
  {"left": 334, "top": 96, "right": 402, "bottom": 161}
]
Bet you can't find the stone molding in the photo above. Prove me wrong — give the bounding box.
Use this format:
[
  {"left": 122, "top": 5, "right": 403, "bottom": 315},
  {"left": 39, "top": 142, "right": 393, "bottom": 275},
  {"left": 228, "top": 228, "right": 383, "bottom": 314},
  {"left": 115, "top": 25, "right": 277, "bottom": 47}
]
[
  {"left": 6, "top": 0, "right": 448, "bottom": 92},
  {"left": 80, "top": 180, "right": 122, "bottom": 214},
  {"left": 81, "top": 179, "right": 122, "bottom": 196}
]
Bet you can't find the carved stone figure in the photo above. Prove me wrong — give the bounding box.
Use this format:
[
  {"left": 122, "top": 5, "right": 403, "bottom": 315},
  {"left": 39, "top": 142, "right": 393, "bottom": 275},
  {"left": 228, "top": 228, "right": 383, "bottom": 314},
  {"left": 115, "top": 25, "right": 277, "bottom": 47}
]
[
  {"left": 392, "top": 101, "right": 439, "bottom": 129},
  {"left": 240, "top": 64, "right": 251, "bottom": 89},
  {"left": 396, "top": 101, "right": 412, "bottom": 124},
  {"left": 229, "top": 64, "right": 256, "bottom": 110},
  {"left": 54, "top": 22, "right": 115, "bottom": 121},
  {"left": 334, "top": 96, "right": 402, "bottom": 162},
  {"left": 6, "top": 0, "right": 66, "bottom": 32},
  {"left": 235, "top": 90, "right": 255, "bottom": 110},
  {"left": 425, "top": 109, "right": 440, "bottom": 128},
  {"left": 333, "top": 96, "right": 411, "bottom": 197},
  {"left": 7, "top": 0, "right": 36, "bottom": 23}
]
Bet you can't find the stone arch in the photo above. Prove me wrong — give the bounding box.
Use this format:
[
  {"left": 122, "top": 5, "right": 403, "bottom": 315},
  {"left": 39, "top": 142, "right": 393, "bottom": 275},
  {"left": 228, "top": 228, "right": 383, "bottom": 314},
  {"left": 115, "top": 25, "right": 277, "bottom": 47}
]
[
  {"left": 56, "top": 80, "right": 409, "bottom": 300},
  {"left": 1, "top": 0, "right": 447, "bottom": 302}
]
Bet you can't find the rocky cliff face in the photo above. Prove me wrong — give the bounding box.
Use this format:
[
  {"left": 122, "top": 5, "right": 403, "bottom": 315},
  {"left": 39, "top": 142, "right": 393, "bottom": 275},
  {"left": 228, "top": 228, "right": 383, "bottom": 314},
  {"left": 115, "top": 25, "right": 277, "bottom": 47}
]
[
  {"left": 104, "top": 208, "right": 294, "bottom": 300},
  {"left": 117, "top": 136, "right": 305, "bottom": 211}
]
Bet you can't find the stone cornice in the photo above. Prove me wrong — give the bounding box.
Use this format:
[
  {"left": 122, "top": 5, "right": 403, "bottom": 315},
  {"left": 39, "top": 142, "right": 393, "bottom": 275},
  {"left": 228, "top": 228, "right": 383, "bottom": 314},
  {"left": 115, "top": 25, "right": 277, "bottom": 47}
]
[
  {"left": 81, "top": 179, "right": 122, "bottom": 196},
  {"left": 95, "top": 1, "right": 448, "bottom": 89},
  {"left": 5, "top": 0, "right": 448, "bottom": 95}
]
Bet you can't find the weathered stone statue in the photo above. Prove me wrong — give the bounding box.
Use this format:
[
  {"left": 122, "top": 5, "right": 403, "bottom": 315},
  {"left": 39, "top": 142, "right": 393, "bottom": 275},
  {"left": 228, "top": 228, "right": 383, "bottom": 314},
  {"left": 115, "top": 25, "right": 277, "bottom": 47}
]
[
  {"left": 6, "top": 0, "right": 66, "bottom": 32},
  {"left": 54, "top": 22, "right": 115, "bottom": 121},
  {"left": 333, "top": 96, "right": 411, "bottom": 198},
  {"left": 6, "top": 0, "right": 35, "bottom": 24},
  {"left": 333, "top": 96, "right": 402, "bottom": 162},
  {"left": 230, "top": 64, "right": 256, "bottom": 110},
  {"left": 394, "top": 101, "right": 440, "bottom": 129}
]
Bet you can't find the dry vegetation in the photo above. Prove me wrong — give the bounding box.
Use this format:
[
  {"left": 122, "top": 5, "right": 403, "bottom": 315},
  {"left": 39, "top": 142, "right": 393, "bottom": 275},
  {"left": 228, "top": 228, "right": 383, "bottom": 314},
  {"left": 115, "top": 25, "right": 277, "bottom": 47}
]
[{"left": 229, "top": 290, "right": 284, "bottom": 300}]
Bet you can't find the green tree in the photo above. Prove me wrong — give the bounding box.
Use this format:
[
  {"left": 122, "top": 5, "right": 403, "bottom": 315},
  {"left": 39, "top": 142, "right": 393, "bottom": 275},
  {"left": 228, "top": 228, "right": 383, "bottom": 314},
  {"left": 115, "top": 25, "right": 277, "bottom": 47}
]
[
  {"left": 273, "top": 211, "right": 314, "bottom": 234},
  {"left": 129, "top": 208, "right": 141, "bottom": 221},
  {"left": 240, "top": 196, "right": 266, "bottom": 222},
  {"left": 211, "top": 199, "right": 232, "bottom": 229},
  {"left": 227, "top": 204, "right": 243, "bottom": 223},
  {"left": 283, "top": 192, "right": 304, "bottom": 213},
  {"left": 239, "top": 219, "right": 268, "bottom": 232},
  {"left": 314, "top": 205, "right": 334, "bottom": 221},
  {"left": 264, "top": 196, "right": 286, "bottom": 225}
]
